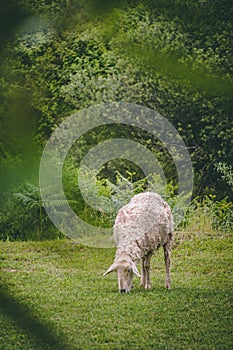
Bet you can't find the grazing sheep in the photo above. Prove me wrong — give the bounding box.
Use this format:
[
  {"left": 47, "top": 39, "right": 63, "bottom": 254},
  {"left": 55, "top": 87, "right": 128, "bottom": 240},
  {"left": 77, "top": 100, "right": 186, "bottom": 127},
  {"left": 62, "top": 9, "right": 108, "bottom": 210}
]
[{"left": 104, "top": 192, "right": 174, "bottom": 293}]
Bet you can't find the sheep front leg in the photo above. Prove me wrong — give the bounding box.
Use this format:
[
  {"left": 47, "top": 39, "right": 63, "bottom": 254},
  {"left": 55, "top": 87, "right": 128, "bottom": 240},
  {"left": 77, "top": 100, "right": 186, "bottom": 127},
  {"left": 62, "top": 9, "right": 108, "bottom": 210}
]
[
  {"left": 163, "top": 242, "right": 171, "bottom": 290},
  {"left": 144, "top": 252, "right": 153, "bottom": 290}
]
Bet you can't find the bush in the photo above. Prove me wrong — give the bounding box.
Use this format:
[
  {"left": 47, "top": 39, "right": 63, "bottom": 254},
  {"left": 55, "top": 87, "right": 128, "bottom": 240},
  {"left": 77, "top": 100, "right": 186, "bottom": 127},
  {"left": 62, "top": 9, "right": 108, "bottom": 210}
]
[
  {"left": 180, "top": 195, "right": 233, "bottom": 233},
  {"left": 0, "top": 184, "right": 62, "bottom": 241},
  {"left": 0, "top": 168, "right": 232, "bottom": 241}
]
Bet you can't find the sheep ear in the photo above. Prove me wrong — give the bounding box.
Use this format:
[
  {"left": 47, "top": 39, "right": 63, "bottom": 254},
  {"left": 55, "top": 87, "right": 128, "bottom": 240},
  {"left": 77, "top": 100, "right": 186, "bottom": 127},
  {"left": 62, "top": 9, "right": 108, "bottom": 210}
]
[
  {"left": 103, "top": 263, "right": 117, "bottom": 276},
  {"left": 131, "top": 262, "right": 141, "bottom": 277}
]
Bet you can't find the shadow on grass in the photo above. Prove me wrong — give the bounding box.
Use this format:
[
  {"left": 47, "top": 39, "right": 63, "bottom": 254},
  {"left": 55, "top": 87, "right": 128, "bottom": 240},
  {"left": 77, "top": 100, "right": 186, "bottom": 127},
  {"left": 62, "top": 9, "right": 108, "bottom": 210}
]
[{"left": 0, "top": 286, "right": 71, "bottom": 350}]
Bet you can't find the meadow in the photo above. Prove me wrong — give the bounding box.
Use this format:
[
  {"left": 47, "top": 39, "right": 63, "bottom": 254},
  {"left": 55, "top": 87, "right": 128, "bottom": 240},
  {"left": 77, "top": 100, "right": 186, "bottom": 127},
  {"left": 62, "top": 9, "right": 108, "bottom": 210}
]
[
  {"left": 0, "top": 230, "right": 232, "bottom": 350},
  {"left": 1, "top": 2, "right": 233, "bottom": 349}
]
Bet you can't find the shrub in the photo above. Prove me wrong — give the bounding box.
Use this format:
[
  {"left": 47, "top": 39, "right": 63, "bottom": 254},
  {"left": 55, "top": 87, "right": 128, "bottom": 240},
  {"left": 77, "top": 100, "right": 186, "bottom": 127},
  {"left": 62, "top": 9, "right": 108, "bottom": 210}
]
[
  {"left": 180, "top": 195, "right": 233, "bottom": 233},
  {"left": 0, "top": 183, "right": 62, "bottom": 241}
]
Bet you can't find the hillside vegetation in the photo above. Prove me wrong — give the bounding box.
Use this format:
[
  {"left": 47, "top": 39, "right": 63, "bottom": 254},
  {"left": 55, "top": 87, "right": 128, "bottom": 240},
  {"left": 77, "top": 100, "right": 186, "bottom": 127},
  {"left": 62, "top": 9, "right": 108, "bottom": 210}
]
[{"left": 0, "top": 0, "right": 232, "bottom": 240}]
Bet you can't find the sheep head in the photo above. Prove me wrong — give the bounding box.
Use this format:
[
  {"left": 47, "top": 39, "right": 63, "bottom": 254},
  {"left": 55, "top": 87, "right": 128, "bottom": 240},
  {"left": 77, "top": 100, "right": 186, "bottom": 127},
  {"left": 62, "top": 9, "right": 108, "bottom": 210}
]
[{"left": 103, "top": 256, "right": 141, "bottom": 293}]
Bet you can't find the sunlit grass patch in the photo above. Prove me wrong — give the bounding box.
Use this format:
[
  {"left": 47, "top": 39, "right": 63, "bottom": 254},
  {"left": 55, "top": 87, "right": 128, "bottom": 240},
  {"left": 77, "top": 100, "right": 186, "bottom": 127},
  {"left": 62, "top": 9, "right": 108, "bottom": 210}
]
[{"left": 0, "top": 233, "right": 232, "bottom": 349}]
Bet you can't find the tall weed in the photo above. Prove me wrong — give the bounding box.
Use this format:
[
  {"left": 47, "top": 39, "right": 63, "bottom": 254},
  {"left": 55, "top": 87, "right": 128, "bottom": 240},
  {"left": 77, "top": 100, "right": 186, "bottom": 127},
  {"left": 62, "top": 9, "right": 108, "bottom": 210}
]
[{"left": 180, "top": 195, "right": 233, "bottom": 233}]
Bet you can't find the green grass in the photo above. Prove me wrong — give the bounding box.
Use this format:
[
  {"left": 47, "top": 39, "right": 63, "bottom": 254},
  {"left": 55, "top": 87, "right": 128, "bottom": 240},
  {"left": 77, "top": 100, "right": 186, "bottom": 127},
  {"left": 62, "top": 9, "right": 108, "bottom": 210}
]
[{"left": 0, "top": 232, "right": 232, "bottom": 350}]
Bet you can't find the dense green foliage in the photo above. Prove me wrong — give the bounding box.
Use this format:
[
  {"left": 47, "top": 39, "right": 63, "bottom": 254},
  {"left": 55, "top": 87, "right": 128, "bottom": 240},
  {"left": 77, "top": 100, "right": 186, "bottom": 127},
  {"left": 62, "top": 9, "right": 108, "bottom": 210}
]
[
  {"left": 0, "top": 234, "right": 232, "bottom": 349},
  {"left": 0, "top": 0, "right": 232, "bottom": 240}
]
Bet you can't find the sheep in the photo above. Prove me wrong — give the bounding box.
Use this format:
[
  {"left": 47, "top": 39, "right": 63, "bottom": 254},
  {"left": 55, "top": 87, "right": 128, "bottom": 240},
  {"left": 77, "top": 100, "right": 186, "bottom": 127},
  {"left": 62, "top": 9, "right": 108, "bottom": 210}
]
[{"left": 103, "top": 192, "right": 174, "bottom": 293}]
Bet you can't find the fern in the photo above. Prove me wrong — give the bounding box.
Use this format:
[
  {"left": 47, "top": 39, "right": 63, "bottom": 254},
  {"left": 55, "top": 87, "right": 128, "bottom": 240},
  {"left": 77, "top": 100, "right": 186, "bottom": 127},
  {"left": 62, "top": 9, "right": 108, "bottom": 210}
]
[{"left": 15, "top": 183, "right": 42, "bottom": 209}]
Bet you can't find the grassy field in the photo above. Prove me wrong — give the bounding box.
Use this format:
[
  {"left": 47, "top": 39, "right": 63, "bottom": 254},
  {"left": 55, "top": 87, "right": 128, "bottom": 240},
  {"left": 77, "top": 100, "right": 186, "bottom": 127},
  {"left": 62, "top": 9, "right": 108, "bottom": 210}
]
[{"left": 0, "top": 231, "right": 232, "bottom": 350}]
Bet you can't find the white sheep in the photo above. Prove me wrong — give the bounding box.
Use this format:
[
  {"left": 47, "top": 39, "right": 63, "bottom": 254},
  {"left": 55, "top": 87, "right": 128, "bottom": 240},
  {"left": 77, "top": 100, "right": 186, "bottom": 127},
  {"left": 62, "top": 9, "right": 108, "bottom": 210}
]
[{"left": 104, "top": 192, "right": 174, "bottom": 293}]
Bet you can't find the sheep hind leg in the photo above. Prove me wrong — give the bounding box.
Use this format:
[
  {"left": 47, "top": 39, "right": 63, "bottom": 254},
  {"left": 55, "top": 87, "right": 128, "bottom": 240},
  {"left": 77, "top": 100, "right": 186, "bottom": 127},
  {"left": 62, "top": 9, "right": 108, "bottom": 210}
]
[
  {"left": 163, "top": 242, "right": 171, "bottom": 290},
  {"left": 140, "top": 257, "right": 146, "bottom": 288},
  {"left": 144, "top": 252, "right": 153, "bottom": 290}
]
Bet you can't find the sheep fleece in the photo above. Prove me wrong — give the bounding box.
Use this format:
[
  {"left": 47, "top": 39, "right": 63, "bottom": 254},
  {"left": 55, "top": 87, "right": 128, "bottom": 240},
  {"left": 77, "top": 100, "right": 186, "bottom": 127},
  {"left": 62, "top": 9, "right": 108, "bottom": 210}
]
[{"left": 114, "top": 192, "right": 174, "bottom": 261}]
